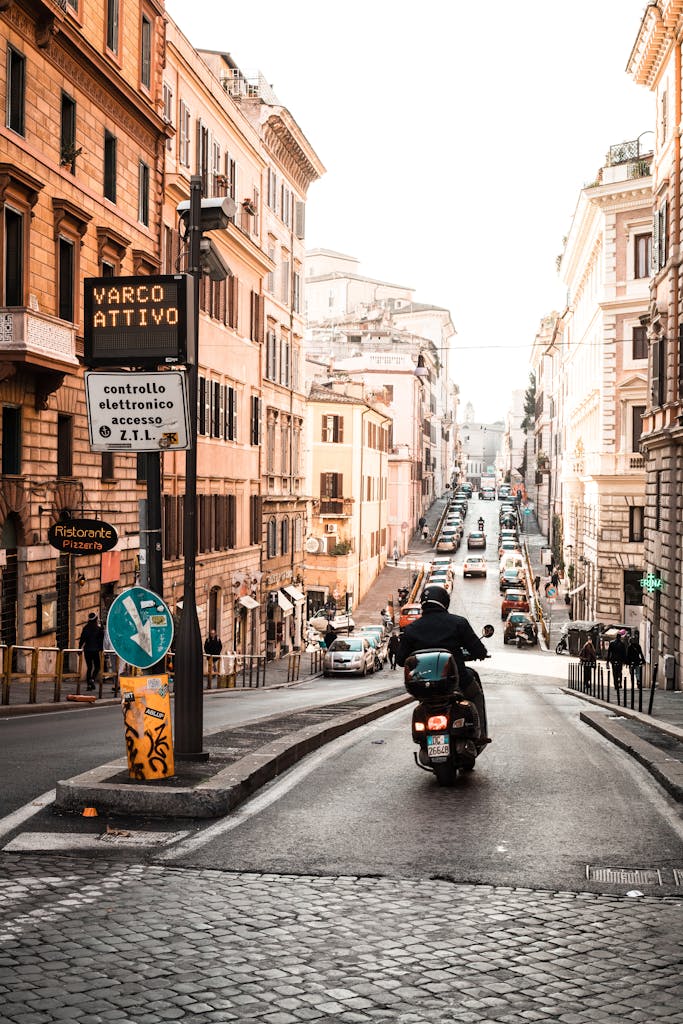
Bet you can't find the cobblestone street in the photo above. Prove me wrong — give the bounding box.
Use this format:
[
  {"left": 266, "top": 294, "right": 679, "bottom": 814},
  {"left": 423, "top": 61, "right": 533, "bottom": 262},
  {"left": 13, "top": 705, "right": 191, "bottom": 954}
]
[{"left": 0, "top": 855, "right": 681, "bottom": 1024}]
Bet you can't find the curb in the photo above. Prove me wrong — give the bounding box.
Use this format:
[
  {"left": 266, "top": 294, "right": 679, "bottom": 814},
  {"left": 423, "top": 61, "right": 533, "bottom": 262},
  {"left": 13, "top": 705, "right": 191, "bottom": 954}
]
[
  {"left": 562, "top": 688, "right": 683, "bottom": 803},
  {"left": 55, "top": 692, "right": 412, "bottom": 819}
]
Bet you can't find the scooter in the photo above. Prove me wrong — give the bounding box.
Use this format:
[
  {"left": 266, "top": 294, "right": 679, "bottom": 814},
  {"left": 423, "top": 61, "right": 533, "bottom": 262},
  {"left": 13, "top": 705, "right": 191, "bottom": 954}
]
[
  {"left": 404, "top": 625, "right": 494, "bottom": 787},
  {"left": 477, "top": 518, "right": 485, "bottom": 531},
  {"left": 555, "top": 629, "right": 568, "bottom": 655},
  {"left": 515, "top": 622, "right": 537, "bottom": 648}
]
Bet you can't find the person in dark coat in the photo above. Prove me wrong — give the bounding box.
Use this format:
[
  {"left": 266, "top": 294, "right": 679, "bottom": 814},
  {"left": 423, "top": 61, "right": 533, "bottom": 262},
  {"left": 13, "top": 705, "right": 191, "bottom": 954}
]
[
  {"left": 606, "top": 631, "right": 628, "bottom": 689},
  {"left": 388, "top": 631, "right": 400, "bottom": 669},
  {"left": 396, "top": 585, "right": 490, "bottom": 740},
  {"left": 323, "top": 623, "right": 338, "bottom": 649},
  {"left": 626, "top": 634, "right": 646, "bottom": 687},
  {"left": 79, "top": 612, "right": 104, "bottom": 691},
  {"left": 204, "top": 629, "right": 222, "bottom": 656}
]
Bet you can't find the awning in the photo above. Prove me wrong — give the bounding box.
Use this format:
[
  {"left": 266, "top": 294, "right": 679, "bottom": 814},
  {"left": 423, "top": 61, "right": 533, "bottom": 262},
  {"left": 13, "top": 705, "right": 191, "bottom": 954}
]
[
  {"left": 239, "top": 594, "right": 259, "bottom": 610},
  {"left": 276, "top": 591, "right": 293, "bottom": 614},
  {"left": 566, "top": 583, "right": 587, "bottom": 597},
  {"left": 284, "top": 585, "right": 305, "bottom": 603}
]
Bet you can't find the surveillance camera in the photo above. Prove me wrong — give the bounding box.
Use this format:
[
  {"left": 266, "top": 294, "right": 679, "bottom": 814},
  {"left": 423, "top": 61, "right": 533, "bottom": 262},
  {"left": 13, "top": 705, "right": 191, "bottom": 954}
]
[
  {"left": 176, "top": 195, "right": 237, "bottom": 232},
  {"left": 199, "top": 237, "right": 232, "bottom": 282}
]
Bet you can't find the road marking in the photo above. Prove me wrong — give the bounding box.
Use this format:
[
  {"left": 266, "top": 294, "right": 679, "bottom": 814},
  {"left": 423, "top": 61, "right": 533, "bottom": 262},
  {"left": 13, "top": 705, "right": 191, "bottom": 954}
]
[{"left": 0, "top": 789, "right": 55, "bottom": 842}]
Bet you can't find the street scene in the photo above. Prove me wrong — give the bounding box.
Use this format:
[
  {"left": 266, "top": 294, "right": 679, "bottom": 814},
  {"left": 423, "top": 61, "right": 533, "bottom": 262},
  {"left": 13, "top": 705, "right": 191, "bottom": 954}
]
[{"left": 2, "top": 0, "right": 683, "bottom": 1022}]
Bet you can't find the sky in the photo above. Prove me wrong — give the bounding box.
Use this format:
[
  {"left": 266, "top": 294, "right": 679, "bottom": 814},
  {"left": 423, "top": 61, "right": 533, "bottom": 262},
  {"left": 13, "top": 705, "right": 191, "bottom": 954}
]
[{"left": 165, "top": 0, "right": 654, "bottom": 422}]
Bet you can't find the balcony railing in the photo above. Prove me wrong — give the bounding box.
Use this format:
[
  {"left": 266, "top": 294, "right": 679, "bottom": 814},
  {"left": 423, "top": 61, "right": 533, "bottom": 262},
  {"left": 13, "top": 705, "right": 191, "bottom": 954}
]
[
  {"left": 574, "top": 452, "right": 646, "bottom": 477},
  {"left": 319, "top": 497, "right": 354, "bottom": 516},
  {"left": 0, "top": 308, "right": 78, "bottom": 371}
]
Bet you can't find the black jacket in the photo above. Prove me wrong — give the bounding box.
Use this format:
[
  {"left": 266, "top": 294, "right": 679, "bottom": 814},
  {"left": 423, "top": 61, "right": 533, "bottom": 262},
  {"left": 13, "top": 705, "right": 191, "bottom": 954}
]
[
  {"left": 204, "top": 636, "right": 222, "bottom": 656},
  {"left": 607, "top": 638, "right": 628, "bottom": 666},
  {"left": 79, "top": 619, "right": 104, "bottom": 652},
  {"left": 396, "top": 605, "right": 488, "bottom": 682}
]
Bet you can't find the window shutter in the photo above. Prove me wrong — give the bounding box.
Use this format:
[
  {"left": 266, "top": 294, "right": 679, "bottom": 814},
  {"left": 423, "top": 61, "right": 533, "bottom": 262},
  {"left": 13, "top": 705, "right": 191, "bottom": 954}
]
[
  {"left": 659, "top": 198, "right": 668, "bottom": 269},
  {"left": 337, "top": 416, "right": 343, "bottom": 443},
  {"left": 652, "top": 210, "right": 660, "bottom": 273},
  {"left": 295, "top": 200, "right": 305, "bottom": 239},
  {"left": 651, "top": 338, "right": 660, "bottom": 406}
]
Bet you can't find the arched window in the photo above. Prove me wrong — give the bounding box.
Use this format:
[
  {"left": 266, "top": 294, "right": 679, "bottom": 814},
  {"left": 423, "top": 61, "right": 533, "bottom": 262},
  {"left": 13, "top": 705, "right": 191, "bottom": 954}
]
[
  {"left": 280, "top": 516, "right": 289, "bottom": 555},
  {"left": 267, "top": 517, "right": 277, "bottom": 558}
]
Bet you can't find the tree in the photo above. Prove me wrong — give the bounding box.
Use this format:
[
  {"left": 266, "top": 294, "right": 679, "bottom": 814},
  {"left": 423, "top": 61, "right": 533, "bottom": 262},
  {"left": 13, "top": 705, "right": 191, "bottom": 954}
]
[{"left": 521, "top": 372, "right": 536, "bottom": 431}]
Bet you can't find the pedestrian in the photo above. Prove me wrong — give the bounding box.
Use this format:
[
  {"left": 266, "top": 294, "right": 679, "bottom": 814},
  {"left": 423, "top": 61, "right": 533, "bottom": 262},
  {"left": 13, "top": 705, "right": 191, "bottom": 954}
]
[
  {"left": 418, "top": 516, "right": 426, "bottom": 531},
  {"left": 204, "top": 628, "right": 222, "bottom": 675},
  {"left": 422, "top": 525, "right": 430, "bottom": 541},
  {"left": 79, "top": 612, "right": 104, "bottom": 691},
  {"left": 534, "top": 575, "right": 541, "bottom": 592},
  {"left": 579, "top": 637, "right": 597, "bottom": 693},
  {"left": 324, "top": 622, "right": 338, "bottom": 649},
  {"left": 551, "top": 569, "right": 560, "bottom": 589},
  {"left": 388, "top": 631, "right": 400, "bottom": 669},
  {"left": 393, "top": 544, "right": 400, "bottom": 566},
  {"left": 606, "top": 630, "right": 628, "bottom": 690},
  {"left": 544, "top": 579, "right": 552, "bottom": 597},
  {"left": 626, "top": 633, "right": 646, "bottom": 688}
]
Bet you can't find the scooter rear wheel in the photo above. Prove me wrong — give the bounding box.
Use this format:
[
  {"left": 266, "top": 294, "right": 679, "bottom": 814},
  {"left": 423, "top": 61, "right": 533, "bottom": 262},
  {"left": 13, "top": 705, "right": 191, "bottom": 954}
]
[{"left": 434, "top": 763, "right": 457, "bottom": 787}]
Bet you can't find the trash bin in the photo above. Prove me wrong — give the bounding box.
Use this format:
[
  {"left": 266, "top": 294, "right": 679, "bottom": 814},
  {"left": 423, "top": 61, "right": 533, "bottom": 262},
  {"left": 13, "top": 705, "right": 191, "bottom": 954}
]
[{"left": 120, "top": 674, "right": 174, "bottom": 780}]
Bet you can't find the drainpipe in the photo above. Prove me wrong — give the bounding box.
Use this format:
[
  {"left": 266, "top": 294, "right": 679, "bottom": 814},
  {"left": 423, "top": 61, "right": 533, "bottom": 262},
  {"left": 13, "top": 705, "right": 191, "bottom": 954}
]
[{"left": 358, "top": 407, "right": 369, "bottom": 606}]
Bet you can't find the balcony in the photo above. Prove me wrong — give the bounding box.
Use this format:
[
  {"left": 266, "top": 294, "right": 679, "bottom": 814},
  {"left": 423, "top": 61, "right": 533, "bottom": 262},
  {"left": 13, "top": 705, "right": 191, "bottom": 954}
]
[
  {"left": 319, "top": 497, "right": 354, "bottom": 516},
  {"left": 0, "top": 307, "right": 78, "bottom": 374},
  {"left": 578, "top": 452, "right": 646, "bottom": 477}
]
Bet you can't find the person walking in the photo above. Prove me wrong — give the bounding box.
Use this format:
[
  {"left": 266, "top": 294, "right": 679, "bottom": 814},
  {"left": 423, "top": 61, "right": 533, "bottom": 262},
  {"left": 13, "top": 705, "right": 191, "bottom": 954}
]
[
  {"left": 388, "top": 631, "right": 400, "bottom": 670},
  {"left": 421, "top": 524, "right": 430, "bottom": 541},
  {"left": 79, "top": 612, "right": 104, "bottom": 691},
  {"left": 204, "top": 628, "right": 222, "bottom": 677},
  {"left": 551, "top": 569, "right": 560, "bottom": 590},
  {"left": 579, "top": 637, "right": 597, "bottom": 693},
  {"left": 626, "top": 634, "right": 646, "bottom": 688},
  {"left": 323, "top": 622, "right": 338, "bottom": 649},
  {"left": 606, "top": 630, "right": 628, "bottom": 690},
  {"left": 392, "top": 544, "right": 400, "bottom": 566}
]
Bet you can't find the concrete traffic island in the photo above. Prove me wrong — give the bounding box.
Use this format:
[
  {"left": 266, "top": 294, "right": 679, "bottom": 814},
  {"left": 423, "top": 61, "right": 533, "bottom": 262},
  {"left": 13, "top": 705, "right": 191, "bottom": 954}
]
[{"left": 55, "top": 689, "right": 411, "bottom": 819}]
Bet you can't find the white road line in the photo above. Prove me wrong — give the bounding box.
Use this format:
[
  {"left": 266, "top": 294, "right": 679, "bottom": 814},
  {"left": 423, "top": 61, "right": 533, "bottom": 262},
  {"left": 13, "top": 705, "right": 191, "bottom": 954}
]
[{"left": 0, "top": 789, "right": 56, "bottom": 842}]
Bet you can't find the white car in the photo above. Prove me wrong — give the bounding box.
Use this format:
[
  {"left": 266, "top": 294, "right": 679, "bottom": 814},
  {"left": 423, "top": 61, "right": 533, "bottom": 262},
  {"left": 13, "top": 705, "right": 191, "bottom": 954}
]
[{"left": 323, "top": 636, "right": 375, "bottom": 677}]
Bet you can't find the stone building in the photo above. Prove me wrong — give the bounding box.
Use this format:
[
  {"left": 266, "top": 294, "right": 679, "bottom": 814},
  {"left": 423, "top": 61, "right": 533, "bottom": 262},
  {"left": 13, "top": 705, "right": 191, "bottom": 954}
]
[
  {"left": 0, "top": 0, "right": 167, "bottom": 648},
  {"left": 629, "top": 1, "right": 683, "bottom": 688},
  {"left": 557, "top": 139, "right": 651, "bottom": 627}
]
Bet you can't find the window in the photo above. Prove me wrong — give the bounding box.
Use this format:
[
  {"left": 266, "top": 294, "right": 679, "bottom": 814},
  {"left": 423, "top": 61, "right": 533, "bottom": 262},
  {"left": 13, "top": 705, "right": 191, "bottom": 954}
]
[
  {"left": 320, "top": 472, "right": 343, "bottom": 499},
  {"left": 249, "top": 495, "right": 261, "bottom": 546},
  {"left": 138, "top": 161, "right": 149, "bottom": 226},
  {"left": 321, "top": 415, "right": 343, "bottom": 443},
  {"left": 280, "top": 518, "right": 289, "bottom": 555},
  {"left": 58, "top": 238, "right": 75, "bottom": 322},
  {"left": 162, "top": 82, "right": 173, "bottom": 151},
  {"left": 631, "top": 405, "right": 645, "bottom": 452},
  {"left": 651, "top": 337, "right": 667, "bottom": 407},
  {"left": 629, "top": 506, "right": 644, "bottom": 543},
  {"left": 267, "top": 518, "right": 277, "bottom": 558},
  {"left": 57, "top": 415, "right": 73, "bottom": 478},
  {"left": 293, "top": 271, "right": 301, "bottom": 314},
  {"left": 265, "top": 330, "right": 278, "bottom": 381},
  {"left": 2, "top": 407, "right": 21, "bottom": 475},
  {"left": 632, "top": 325, "right": 647, "bottom": 360},
  {"left": 280, "top": 418, "right": 289, "bottom": 475},
  {"left": 101, "top": 452, "right": 115, "bottom": 481},
  {"left": 104, "top": 131, "right": 117, "bottom": 202},
  {"left": 140, "top": 14, "right": 151, "bottom": 90},
  {"left": 281, "top": 258, "right": 290, "bottom": 304},
  {"left": 60, "top": 93, "right": 77, "bottom": 172},
  {"left": 634, "top": 233, "right": 651, "bottom": 279},
  {"left": 196, "top": 119, "right": 209, "bottom": 193},
  {"left": 179, "top": 101, "right": 190, "bottom": 167},
  {"left": 251, "top": 396, "right": 262, "bottom": 445},
  {"left": 6, "top": 45, "right": 25, "bottom": 136},
  {"left": 4, "top": 207, "right": 23, "bottom": 306},
  {"left": 266, "top": 418, "right": 275, "bottom": 473},
  {"left": 106, "top": 0, "right": 120, "bottom": 54},
  {"left": 280, "top": 336, "right": 290, "bottom": 387},
  {"left": 225, "top": 385, "right": 237, "bottom": 441}
]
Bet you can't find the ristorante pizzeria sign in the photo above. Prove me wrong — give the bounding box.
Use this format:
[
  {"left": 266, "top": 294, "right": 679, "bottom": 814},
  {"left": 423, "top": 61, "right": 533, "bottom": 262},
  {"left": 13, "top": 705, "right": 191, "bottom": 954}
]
[
  {"left": 83, "top": 275, "right": 194, "bottom": 367},
  {"left": 48, "top": 518, "right": 118, "bottom": 554}
]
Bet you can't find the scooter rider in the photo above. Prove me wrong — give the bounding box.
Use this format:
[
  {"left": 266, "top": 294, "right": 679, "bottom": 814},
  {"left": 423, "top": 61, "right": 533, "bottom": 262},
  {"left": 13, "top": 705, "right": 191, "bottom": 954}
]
[
  {"left": 396, "top": 584, "right": 491, "bottom": 742},
  {"left": 478, "top": 517, "right": 485, "bottom": 531}
]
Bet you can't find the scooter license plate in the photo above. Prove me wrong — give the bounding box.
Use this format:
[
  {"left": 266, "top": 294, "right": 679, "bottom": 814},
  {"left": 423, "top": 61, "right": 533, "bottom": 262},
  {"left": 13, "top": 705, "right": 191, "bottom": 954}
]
[{"left": 427, "top": 734, "right": 450, "bottom": 761}]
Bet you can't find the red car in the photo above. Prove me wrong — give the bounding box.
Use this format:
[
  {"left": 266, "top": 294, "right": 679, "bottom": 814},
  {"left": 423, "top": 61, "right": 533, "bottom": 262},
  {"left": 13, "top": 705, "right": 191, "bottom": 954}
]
[{"left": 501, "top": 588, "right": 529, "bottom": 619}]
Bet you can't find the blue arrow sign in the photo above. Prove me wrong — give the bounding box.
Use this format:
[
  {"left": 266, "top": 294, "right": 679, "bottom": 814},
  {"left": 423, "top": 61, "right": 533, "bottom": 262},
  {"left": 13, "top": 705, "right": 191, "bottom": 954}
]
[{"left": 106, "top": 586, "right": 174, "bottom": 669}]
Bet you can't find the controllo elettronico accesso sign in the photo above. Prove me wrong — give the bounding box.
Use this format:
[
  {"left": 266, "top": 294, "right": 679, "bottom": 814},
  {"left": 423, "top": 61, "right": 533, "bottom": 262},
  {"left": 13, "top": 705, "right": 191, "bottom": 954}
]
[{"left": 47, "top": 518, "right": 118, "bottom": 554}]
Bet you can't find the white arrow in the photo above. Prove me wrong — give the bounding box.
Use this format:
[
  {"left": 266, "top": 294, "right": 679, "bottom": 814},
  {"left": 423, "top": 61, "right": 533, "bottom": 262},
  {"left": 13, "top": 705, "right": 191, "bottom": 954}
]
[{"left": 123, "top": 596, "right": 153, "bottom": 656}]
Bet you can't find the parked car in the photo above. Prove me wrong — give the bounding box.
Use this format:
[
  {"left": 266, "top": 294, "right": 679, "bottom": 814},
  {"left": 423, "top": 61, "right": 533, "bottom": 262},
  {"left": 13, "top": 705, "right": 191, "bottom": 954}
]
[
  {"left": 463, "top": 555, "right": 487, "bottom": 578},
  {"left": 499, "top": 540, "right": 522, "bottom": 558},
  {"left": 431, "top": 557, "right": 455, "bottom": 575},
  {"left": 499, "top": 567, "right": 526, "bottom": 593},
  {"left": 467, "top": 530, "right": 486, "bottom": 550},
  {"left": 503, "top": 612, "right": 538, "bottom": 644},
  {"left": 498, "top": 484, "right": 512, "bottom": 499},
  {"left": 436, "top": 534, "right": 458, "bottom": 553},
  {"left": 399, "top": 603, "right": 423, "bottom": 629},
  {"left": 425, "top": 571, "right": 453, "bottom": 593},
  {"left": 501, "top": 589, "right": 530, "bottom": 619},
  {"left": 309, "top": 614, "right": 355, "bottom": 635},
  {"left": 323, "top": 636, "right": 375, "bottom": 676},
  {"left": 357, "top": 627, "right": 388, "bottom": 667}
]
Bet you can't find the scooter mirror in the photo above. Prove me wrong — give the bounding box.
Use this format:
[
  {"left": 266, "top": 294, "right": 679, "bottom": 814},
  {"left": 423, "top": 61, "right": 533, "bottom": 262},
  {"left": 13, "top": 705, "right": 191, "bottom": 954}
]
[{"left": 481, "top": 624, "right": 494, "bottom": 638}]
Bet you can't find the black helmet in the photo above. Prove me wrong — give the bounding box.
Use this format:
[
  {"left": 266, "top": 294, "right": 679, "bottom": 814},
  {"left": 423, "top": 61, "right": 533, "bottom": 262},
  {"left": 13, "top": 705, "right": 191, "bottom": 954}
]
[{"left": 421, "top": 585, "right": 450, "bottom": 610}]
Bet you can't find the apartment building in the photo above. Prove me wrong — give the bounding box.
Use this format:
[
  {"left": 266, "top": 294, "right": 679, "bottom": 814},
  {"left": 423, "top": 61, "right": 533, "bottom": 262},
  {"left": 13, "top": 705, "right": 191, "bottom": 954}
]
[
  {"left": 628, "top": 1, "right": 683, "bottom": 689},
  {"left": 0, "top": 0, "right": 166, "bottom": 648},
  {"left": 557, "top": 140, "right": 651, "bottom": 626},
  {"left": 305, "top": 381, "right": 391, "bottom": 619}
]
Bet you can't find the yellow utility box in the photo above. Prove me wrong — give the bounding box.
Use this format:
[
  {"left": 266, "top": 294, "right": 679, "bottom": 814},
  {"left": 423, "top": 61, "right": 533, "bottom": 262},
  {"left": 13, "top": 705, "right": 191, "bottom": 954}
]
[{"left": 120, "top": 674, "right": 174, "bottom": 780}]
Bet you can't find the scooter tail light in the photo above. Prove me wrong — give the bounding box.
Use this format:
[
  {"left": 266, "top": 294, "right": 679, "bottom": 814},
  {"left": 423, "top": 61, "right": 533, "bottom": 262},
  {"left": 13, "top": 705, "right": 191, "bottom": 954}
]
[
  {"left": 414, "top": 721, "right": 426, "bottom": 732},
  {"left": 427, "top": 714, "right": 449, "bottom": 731}
]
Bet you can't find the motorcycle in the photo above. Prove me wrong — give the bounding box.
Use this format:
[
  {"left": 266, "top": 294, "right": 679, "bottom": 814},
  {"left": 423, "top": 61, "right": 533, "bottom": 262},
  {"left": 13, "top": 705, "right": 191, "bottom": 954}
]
[
  {"left": 515, "top": 623, "right": 537, "bottom": 648},
  {"left": 555, "top": 629, "right": 568, "bottom": 655},
  {"left": 477, "top": 518, "right": 485, "bottom": 531},
  {"left": 403, "top": 625, "right": 494, "bottom": 787}
]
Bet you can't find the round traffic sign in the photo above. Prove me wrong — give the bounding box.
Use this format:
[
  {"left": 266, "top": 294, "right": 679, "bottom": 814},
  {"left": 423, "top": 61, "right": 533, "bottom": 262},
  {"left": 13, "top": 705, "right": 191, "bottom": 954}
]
[
  {"left": 546, "top": 586, "right": 557, "bottom": 598},
  {"left": 106, "top": 586, "right": 174, "bottom": 669}
]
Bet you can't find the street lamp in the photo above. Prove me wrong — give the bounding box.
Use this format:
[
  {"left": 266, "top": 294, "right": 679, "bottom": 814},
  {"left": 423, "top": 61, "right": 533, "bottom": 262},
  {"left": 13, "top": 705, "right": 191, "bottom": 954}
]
[{"left": 174, "top": 177, "right": 234, "bottom": 760}]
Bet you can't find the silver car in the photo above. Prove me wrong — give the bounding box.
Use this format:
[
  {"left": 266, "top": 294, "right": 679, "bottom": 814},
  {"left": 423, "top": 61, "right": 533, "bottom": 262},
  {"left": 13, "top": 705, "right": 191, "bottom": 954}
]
[{"left": 323, "top": 636, "right": 375, "bottom": 677}]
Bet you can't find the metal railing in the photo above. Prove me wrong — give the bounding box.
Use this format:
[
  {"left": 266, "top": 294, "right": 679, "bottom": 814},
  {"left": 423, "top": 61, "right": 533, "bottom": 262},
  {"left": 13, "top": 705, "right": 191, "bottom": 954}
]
[{"left": 567, "top": 659, "right": 655, "bottom": 714}]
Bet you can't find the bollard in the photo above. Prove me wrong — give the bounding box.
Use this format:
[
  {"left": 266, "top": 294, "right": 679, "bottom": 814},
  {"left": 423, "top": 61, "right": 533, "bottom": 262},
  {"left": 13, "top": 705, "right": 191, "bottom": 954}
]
[{"left": 120, "top": 674, "right": 174, "bottom": 780}]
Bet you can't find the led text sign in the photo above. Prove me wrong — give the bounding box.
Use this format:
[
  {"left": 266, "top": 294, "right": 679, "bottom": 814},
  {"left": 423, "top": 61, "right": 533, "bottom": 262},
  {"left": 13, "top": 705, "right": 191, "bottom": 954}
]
[{"left": 84, "top": 275, "right": 194, "bottom": 367}]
